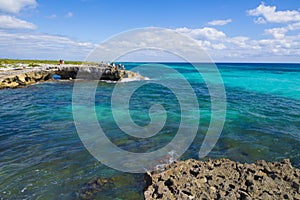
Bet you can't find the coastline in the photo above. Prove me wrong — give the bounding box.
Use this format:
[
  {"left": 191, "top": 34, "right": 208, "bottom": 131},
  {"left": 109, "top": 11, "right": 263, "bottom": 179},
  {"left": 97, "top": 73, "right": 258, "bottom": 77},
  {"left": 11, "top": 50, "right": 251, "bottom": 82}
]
[
  {"left": 76, "top": 157, "right": 300, "bottom": 199},
  {"left": 0, "top": 63, "right": 144, "bottom": 89},
  {"left": 1, "top": 62, "right": 299, "bottom": 199}
]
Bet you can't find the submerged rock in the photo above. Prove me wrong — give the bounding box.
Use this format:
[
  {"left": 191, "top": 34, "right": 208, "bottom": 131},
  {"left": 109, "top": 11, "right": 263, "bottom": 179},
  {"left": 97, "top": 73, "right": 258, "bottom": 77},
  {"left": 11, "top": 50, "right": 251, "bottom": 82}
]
[
  {"left": 78, "top": 174, "right": 144, "bottom": 200},
  {"left": 144, "top": 158, "right": 300, "bottom": 200},
  {"left": 77, "top": 177, "right": 113, "bottom": 200}
]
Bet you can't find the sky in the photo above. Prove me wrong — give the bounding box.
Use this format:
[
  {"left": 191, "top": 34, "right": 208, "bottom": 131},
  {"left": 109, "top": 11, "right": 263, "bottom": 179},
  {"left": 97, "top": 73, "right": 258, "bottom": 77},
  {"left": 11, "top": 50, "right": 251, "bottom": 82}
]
[{"left": 0, "top": 0, "right": 300, "bottom": 62}]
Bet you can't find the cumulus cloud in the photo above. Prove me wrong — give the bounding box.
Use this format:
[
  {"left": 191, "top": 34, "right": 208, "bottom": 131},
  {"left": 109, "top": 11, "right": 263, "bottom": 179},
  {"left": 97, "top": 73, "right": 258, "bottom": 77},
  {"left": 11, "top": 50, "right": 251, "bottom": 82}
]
[
  {"left": 176, "top": 27, "right": 226, "bottom": 40},
  {"left": 208, "top": 19, "right": 232, "bottom": 26},
  {"left": 0, "top": 30, "right": 96, "bottom": 60},
  {"left": 264, "top": 27, "right": 288, "bottom": 39},
  {"left": 173, "top": 25, "right": 300, "bottom": 62},
  {"left": 2, "top": 24, "right": 300, "bottom": 62},
  {"left": 247, "top": 3, "right": 300, "bottom": 23},
  {"left": 245, "top": 2, "right": 300, "bottom": 61},
  {"left": 254, "top": 17, "right": 266, "bottom": 24},
  {"left": 263, "top": 21, "right": 300, "bottom": 39},
  {"left": 0, "top": 0, "right": 37, "bottom": 14},
  {"left": 287, "top": 22, "right": 300, "bottom": 31},
  {"left": 87, "top": 28, "right": 213, "bottom": 62},
  {"left": 0, "top": 15, "right": 36, "bottom": 29}
]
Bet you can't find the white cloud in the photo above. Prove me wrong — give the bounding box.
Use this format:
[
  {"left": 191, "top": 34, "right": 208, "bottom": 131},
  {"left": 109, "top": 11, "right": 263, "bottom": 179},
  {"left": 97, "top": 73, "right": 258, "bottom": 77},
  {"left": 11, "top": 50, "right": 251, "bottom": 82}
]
[
  {"left": 211, "top": 43, "right": 226, "bottom": 50},
  {"left": 245, "top": 2, "right": 300, "bottom": 61},
  {"left": 0, "top": 15, "right": 36, "bottom": 29},
  {"left": 176, "top": 27, "right": 226, "bottom": 40},
  {"left": 0, "top": 30, "right": 96, "bottom": 60},
  {"left": 66, "top": 12, "right": 73, "bottom": 18},
  {"left": 196, "top": 40, "right": 211, "bottom": 49},
  {"left": 0, "top": 0, "right": 37, "bottom": 14},
  {"left": 288, "top": 22, "right": 300, "bottom": 31},
  {"left": 254, "top": 17, "right": 266, "bottom": 24},
  {"left": 87, "top": 28, "right": 212, "bottom": 62},
  {"left": 174, "top": 26, "right": 300, "bottom": 62},
  {"left": 248, "top": 3, "right": 300, "bottom": 23},
  {"left": 1, "top": 23, "right": 300, "bottom": 62},
  {"left": 257, "top": 37, "right": 295, "bottom": 53},
  {"left": 226, "top": 36, "right": 253, "bottom": 48},
  {"left": 208, "top": 19, "right": 232, "bottom": 26},
  {"left": 263, "top": 21, "right": 300, "bottom": 39},
  {"left": 264, "top": 27, "right": 288, "bottom": 39}
]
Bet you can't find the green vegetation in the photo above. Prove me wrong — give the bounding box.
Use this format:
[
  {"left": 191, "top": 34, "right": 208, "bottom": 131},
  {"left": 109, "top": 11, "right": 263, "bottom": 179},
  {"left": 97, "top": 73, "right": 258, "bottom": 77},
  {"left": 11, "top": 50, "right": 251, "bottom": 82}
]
[
  {"left": 28, "top": 63, "right": 41, "bottom": 67},
  {"left": 0, "top": 59, "right": 84, "bottom": 65}
]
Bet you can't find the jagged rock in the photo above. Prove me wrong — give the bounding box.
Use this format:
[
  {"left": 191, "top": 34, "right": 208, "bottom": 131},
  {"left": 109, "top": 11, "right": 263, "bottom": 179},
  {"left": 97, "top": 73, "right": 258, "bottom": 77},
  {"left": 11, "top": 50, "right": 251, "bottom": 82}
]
[
  {"left": 51, "top": 65, "right": 144, "bottom": 81},
  {"left": 0, "top": 70, "right": 52, "bottom": 89},
  {"left": 0, "top": 64, "right": 145, "bottom": 89},
  {"left": 144, "top": 158, "right": 300, "bottom": 200}
]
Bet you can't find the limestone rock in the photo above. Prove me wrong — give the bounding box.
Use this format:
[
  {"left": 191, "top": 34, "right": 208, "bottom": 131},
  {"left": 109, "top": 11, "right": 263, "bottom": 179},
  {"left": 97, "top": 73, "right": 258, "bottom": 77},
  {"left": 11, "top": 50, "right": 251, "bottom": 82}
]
[
  {"left": 144, "top": 158, "right": 300, "bottom": 200},
  {"left": 0, "top": 70, "right": 52, "bottom": 89},
  {"left": 0, "top": 63, "right": 145, "bottom": 89}
]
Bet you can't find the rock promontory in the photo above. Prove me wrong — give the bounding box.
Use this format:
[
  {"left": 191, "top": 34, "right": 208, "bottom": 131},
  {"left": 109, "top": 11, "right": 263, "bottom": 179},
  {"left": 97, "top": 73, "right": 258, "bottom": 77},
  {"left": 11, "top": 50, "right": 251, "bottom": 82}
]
[
  {"left": 144, "top": 158, "right": 300, "bottom": 200},
  {"left": 0, "top": 63, "right": 144, "bottom": 89}
]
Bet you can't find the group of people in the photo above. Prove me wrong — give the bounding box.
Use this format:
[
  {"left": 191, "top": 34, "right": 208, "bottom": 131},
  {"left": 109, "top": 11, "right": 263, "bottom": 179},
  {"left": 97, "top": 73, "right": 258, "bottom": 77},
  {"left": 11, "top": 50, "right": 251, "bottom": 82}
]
[{"left": 107, "top": 62, "right": 125, "bottom": 70}]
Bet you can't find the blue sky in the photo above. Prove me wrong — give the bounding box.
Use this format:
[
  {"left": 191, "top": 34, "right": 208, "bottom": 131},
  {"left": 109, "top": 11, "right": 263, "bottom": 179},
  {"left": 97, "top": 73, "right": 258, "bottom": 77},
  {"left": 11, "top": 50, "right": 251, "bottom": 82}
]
[{"left": 0, "top": 0, "right": 300, "bottom": 62}]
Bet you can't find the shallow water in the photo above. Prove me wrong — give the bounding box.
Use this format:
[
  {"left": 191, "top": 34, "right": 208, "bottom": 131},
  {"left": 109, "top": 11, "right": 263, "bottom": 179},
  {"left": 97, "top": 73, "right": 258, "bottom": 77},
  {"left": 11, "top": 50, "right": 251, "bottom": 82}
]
[{"left": 0, "top": 63, "right": 299, "bottom": 199}]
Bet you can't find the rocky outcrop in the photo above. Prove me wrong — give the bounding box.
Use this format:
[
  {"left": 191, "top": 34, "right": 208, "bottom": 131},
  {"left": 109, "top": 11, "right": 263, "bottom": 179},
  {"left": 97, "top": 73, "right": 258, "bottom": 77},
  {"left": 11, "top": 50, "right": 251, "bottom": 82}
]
[
  {"left": 50, "top": 65, "right": 142, "bottom": 81},
  {"left": 144, "top": 158, "right": 300, "bottom": 200},
  {"left": 0, "top": 64, "right": 145, "bottom": 89},
  {"left": 0, "top": 70, "right": 52, "bottom": 89}
]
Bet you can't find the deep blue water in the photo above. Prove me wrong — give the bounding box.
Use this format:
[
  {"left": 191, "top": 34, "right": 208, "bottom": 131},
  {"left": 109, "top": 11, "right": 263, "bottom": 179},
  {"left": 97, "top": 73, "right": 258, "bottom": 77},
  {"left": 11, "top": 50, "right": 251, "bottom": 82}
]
[{"left": 0, "top": 63, "right": 299, "bottom": 199}]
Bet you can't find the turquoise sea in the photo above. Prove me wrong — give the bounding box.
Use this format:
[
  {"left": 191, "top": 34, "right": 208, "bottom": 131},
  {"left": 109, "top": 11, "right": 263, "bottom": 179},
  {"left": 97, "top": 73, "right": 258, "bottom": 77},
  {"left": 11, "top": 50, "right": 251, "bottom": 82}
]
[{"left": 0, "top": 63, "right": 300, "bottom": 199}]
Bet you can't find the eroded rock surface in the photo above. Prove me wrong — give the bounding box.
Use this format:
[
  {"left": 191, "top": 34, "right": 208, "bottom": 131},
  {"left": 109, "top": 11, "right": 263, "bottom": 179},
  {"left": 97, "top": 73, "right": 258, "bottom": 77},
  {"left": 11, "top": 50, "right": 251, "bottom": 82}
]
[
  {"left": 48, "top": 65, "right": 142, "bottom": 81},
  {"left": 0, "top": 70, "right": 52, "bottom": 89},
  {"left": 144, "top": 158, "right": 300, "bottom": 200},
  {"left": 0, "top": 64, "right": 145, "bottom": 89}
]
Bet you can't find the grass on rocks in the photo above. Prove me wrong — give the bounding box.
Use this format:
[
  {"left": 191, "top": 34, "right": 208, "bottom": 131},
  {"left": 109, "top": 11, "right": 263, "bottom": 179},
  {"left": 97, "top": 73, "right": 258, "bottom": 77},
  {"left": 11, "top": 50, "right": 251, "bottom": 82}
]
[{"left": 0, "top": 59, "right": 84, "bottom": 66}]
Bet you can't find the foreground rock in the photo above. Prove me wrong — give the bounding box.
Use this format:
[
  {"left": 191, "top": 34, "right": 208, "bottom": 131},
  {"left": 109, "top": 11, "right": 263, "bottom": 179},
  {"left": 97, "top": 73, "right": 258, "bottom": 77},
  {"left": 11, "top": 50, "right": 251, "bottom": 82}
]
[
  {"left": 0, "top": 70, "right": 52, "bottom": 89},
  {"left": 0, "top": 64, "right": 145, "bottom": 89},
  {"left": 144, "top": 158, "right": 300, "bottom": 200}
]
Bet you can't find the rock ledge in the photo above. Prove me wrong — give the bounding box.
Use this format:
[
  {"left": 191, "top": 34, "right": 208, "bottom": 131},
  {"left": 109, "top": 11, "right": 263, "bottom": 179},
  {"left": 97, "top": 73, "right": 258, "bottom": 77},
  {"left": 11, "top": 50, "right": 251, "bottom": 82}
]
[
  {"left": 144, "top": 158, "right": 300, "bottom": 200},
  {"left": 0, "top": 64, "right": 145, "bottom": 89}
]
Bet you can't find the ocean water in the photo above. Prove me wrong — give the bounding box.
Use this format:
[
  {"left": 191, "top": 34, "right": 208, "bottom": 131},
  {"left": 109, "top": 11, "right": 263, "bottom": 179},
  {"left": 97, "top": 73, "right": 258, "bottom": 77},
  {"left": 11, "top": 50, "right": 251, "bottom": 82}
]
[{"left": 0, "top": 63, "right": 299, "bottom": 199}]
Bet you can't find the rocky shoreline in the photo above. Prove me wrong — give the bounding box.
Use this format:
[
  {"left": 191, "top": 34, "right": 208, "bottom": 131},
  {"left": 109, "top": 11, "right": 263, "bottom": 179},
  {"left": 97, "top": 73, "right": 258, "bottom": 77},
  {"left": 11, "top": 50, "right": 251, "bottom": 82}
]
[
  {"left": 0, "top": 63, "right": 144, "bottom": 89},
  {"left": 144, "top": 158, "right": 300, "bottom": 200}
]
